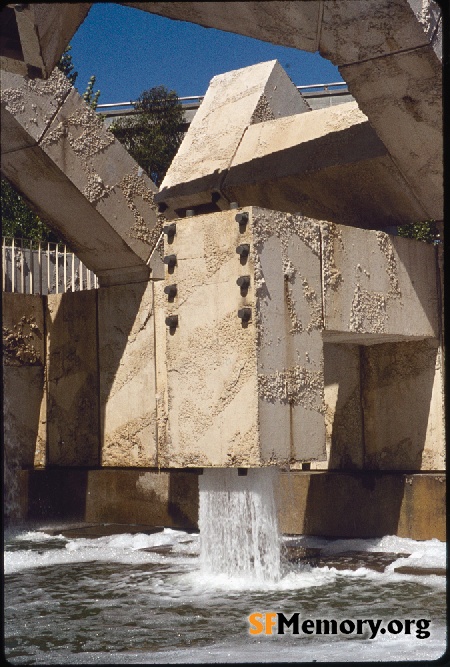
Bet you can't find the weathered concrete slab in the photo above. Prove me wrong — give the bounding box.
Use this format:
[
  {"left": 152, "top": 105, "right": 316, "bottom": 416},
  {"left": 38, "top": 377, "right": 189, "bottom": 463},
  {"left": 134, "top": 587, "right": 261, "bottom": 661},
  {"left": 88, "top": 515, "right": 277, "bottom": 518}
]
[
  {"left": 0, "top": 4, "right": 92, "bottom": 78},
  {"left": 223, "top": 102, "right": 428, "bottom": 227},
  {"left": 322, "top": 225, "right": 439, "bottom": 342},
  {"left": 156, "top": 60, "right": 310, "bottom": 217},
  {"left": 276, "top": 471, "right": 446, "bottom": 541},
  {"left": 362, "top": 339, "right": 445, "bottom": 471},
  {"left": 340, "top": 46, "right": 442, "bottom": 221},
  {"left": 47, "top": 291, "right": 99, "bottom": 466},
  {"left": 98, "top": 281, "right": 158, "bottom": 467},
  {"left": 161, "top": 207, "right": 326, "bottom": 467},
  {"left": 2, "top": 293, "right": 46, "bottom": 471},
  {"left": 1, "top": 69, "right": 161, "bottom": 286}
]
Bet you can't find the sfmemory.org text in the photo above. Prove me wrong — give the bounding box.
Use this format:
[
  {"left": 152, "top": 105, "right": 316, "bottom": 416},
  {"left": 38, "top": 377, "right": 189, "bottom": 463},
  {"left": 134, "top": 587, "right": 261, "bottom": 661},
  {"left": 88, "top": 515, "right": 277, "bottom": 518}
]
[{"left": 248, "top": 613, "right": 431, "bottom": 639}]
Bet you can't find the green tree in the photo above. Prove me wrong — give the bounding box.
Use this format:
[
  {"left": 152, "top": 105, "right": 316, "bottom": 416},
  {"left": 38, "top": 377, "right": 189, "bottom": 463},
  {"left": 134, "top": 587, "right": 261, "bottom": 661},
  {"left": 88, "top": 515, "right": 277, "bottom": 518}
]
[
  {"left": 397, "top": 220, "right": 440, "bottom": 244},
  {"left": 110, "top": 85, "right": 184, "bottom": 186},
  {"left": 83, "top": 75, "right": 101, "bottom": 111},
  {"left": 57, "top": 44, "right": 78, "bottom": 86},
  {"left": 1, "top": 177, "right": 60, "bottom": 243}
]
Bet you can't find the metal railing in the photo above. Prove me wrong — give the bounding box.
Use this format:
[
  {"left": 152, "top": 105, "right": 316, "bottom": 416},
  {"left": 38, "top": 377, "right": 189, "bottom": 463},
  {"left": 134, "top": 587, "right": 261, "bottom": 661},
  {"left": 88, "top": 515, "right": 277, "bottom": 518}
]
[
  {"left": 2, "top": 237, "right": 98, "bottom": 295},
  {"left": 96, "top": 83, "right": 349, "bottom": 112}
]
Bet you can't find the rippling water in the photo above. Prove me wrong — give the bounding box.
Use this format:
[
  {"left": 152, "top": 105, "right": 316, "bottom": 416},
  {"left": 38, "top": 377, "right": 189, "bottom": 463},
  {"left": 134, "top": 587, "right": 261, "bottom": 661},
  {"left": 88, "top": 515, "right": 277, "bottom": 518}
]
[{"left": 4, "top": 527, "right": 446, "bottom": 664}]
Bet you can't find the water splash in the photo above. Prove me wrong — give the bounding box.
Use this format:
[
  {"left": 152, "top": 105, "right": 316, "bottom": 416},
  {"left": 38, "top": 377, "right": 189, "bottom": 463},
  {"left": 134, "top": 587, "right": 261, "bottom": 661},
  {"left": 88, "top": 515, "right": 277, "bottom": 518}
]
[{"left": 198, "top": 467, "right": 281, "bottom": 582}]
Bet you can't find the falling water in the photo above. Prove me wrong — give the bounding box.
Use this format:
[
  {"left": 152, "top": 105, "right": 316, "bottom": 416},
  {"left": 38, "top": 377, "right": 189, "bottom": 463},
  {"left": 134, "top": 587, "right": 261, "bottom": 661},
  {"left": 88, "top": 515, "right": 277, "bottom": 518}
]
[{"left": 198, "top": 467, "right": 281, "bottom": 582}]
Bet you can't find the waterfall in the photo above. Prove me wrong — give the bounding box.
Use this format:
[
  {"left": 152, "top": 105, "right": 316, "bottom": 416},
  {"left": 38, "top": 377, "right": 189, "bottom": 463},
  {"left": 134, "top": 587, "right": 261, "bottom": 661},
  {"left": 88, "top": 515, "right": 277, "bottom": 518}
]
[{"left": 198, "top": 467, "right": 281, "bottom": 582}]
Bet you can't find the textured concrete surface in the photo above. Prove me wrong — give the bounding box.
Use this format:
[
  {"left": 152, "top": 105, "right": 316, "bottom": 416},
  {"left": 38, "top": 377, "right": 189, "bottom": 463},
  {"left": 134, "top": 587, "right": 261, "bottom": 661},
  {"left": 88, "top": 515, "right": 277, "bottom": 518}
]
[
  {"left": 46, "top": 291, "right": 99, "bottom": 466},
  {"left": 161, "top": 207, "right": 326, "bottom": 467},
  {"left": 98, "top": 281, "right": 158, "bottom": 467},
  {"left": 223, "top": 102, "right": 427, "bottom": 227},
  {"left": 2, "top": 293, "right": 46, "bottom": 471},
  {"left": 322, "top": 225, "right": 439, "bottom": 342},
  {"left": 1, "top": 69, "right": 161, "bottom": 285},
  {"left": 362, "top": 339, "right": 445, "bottom": 471},
  {"left": 156, "top": 60, "right": 310, "bottom": 217}
]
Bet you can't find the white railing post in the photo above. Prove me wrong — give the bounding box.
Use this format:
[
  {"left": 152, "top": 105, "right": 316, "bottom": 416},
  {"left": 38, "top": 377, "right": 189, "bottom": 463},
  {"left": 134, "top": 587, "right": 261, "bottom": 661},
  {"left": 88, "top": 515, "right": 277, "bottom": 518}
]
[
  {"left": 20, "top": 239, "right": 24, "bottom": 294},
  {"left": 29, "top": 239, "right": 34, "bottom": 295},
  {"left": 63, "top": 244, "right": 67, "bottom": 292},
  {"left": 11, "top": 238, "right": 15, "bottom": 293},
  {"left": 47, "top": 242, "right": 51, "bottom": 294}
]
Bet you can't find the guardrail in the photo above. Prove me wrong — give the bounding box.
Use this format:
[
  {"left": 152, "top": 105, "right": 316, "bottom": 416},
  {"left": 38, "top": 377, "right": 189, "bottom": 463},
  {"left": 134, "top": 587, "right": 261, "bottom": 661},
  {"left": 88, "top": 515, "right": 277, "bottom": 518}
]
[
  {"left": 96, "top": 83, "right": 349, "bottom": 112},
  {"left": 2, "top": 237, "right": 98, "bottom": 295}
]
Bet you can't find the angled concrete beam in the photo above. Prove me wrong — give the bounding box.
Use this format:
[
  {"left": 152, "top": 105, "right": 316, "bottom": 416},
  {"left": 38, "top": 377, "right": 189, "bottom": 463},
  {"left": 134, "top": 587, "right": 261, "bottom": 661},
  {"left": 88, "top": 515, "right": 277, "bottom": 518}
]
[
  {"left": 0, "top": 3, "right": 92, "bottom": 78},
  {"left": 156, "top": 93, "right": 429, "bottom": 227},
  {"left": 156, "top": 60, "right": 310, "bottom": 217},
  {"left": 1, "top": 69, "right": 162, "bottom": 286}
]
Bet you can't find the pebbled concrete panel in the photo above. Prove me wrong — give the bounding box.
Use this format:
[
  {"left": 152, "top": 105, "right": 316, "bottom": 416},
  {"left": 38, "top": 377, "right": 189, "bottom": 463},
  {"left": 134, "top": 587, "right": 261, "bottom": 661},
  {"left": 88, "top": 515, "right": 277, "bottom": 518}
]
[
  {"left": 321, "top": 225, "right": 439, "bottom": 342},
  {"left": 160, "top": 207, "right": 326, "bottom": 467},
  {"left": 98, "top": 281, "right": 158, "bottom": 467}
]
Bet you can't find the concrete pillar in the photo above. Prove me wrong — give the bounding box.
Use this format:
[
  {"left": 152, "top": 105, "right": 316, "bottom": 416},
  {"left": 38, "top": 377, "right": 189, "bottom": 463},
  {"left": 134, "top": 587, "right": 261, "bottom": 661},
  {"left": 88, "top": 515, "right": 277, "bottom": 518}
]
[
  {"left": 1, "top": 68, "right": 162, "bottom": 286},
  {"left": 98, "top": 281, "right": 158, "bottom": 467},
  {"left": 158, "top": 207, "right": 327, "bottom": 467}
]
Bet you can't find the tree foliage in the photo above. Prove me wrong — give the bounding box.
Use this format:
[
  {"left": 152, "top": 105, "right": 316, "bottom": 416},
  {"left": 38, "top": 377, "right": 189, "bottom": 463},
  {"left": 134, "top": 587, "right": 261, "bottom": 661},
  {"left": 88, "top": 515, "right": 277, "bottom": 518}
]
[
  {"left": 1, "top": 177, "right": 60, "bottom": 243},
  {"left": 110, "top": 86, "right": 184, "bottom": 186},
  {"left": 57, "top": 44, "right": 78, "bottom": 87},
  {"left": 397, "top": 220, "right": 440, "bottom": 244}
]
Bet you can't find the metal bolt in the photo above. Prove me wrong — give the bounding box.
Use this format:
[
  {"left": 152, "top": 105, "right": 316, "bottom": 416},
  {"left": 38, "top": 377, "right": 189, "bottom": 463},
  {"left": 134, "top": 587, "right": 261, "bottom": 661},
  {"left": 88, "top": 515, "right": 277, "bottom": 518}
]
[
  {"left": 164, "top": 284, "right": 177, "bottom": 299},
  {"left": 236, "top": 244, "right": 250, "bottom": 258},
  {"left": 165, "top": 315, "right": 179, "bottom": 329},
  {"left": 238, "top": 307, "right": 252, "bottom": 323},
  {"left": 163, "top": 223, "right": 176, "bottom": 238},
  {"left": 236, "top": 275, "right": 250, "bottom": 289},
  {"left": 235, "top": 212, "right": 249, "bottom": 225},
  {"left": 163, "top": 254, "right": 177, "bottom": 269}
]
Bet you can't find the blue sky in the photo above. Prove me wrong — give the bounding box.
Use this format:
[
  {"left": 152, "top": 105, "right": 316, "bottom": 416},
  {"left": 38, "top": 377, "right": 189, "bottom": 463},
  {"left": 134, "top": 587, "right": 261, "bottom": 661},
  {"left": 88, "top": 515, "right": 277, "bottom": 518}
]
[{"left": 70, "top": 3, "right": 344, "bottom": 104}]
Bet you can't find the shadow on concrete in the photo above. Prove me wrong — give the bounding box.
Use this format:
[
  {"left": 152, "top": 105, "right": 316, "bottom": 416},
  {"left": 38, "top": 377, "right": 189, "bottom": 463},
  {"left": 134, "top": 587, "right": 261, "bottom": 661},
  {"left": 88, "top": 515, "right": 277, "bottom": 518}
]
[{"left": 302, "top": 338, "right": 438, "bottom": 538}]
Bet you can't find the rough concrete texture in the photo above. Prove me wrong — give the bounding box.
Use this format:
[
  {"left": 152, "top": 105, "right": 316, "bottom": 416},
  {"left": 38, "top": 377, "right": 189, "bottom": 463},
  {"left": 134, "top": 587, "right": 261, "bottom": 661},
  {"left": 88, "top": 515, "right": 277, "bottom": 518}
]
[
  {"left": 340, "top": 46, "right": 442, "bottom": 221},
  {"left": 2, "top": 293, "right": 46, "bottom": 470},
  {"left": 223, "top": 102, "right": 427, "bottom": 227},
  {"left": 0, "top": 4, "right": 92, "bottom": 78},
  {"left": 276, "top": 471, "right": 446, "bottom": 541},
  {"left": 156, "top": 60, "right": 310, "bottom": 216},
  {"left": 46, "top": 291, "right": 99, "bottom": 466},
  {"left": 362, "top": 339, "right": 445, "bottom": 471},
  {"left": 98, "top": 281, "right": 158, "bottom": 467},
  {"left": 319, "top": 0, "right": 441, "bottom": 66},
  {"left": 321, "top": 225, "right": 439, "bottom": 342},
  {"left": 161, "top": 207, "right": 326, "bottom": 467},
  {"left": 1, "top": 69, "right": 162, "bottom": 285}
]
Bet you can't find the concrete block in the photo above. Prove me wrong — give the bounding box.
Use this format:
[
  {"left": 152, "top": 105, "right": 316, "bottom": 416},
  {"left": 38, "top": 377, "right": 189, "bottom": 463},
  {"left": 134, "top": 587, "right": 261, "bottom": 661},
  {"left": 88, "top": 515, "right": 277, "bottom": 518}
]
[
  {"left": 156, "top": 60, "right": 309, "bottom": 216},
  {"left": 160, "top": 207, "right": 326, "bottom": 467},
  {"left": 0, "top": 4, "right": 92, "bottom": 78},
  {"left": 224, "top": 102, "right": 427, "bottom": 227},
  {"left": 98, "top": 281, "right": 158, "bottom": 467},
  {"left": 320, "top": 0, "right": 440, "bottom": 66},
  {"left": 276, "top": 471, "right": 445, "bottom": 541},
  {"left": 311, "top": 343, "right": 364, "bottom": 471},
  {"left": 340, "top": 46, "right": 442, "bottom": 220},
  {"left": 322, "top": 225, "right": 439, "bottom": 342},
  {"left": 362, "top": 339, "right": 445, "bottom": 471},
  {"left": 124, "top": 2, "right": 322, "bottom": 52},
  {"left": 2, "top": 293, "right": 46, "bottom": 473},
  {"left": 47, "top": 291, "right": 99, "bottom": 466},
  {"left": 40, "top": 88, "right": 162, "bottom": 264},
  {"left": 1, "top": 68, "right": 72, "bottom": 149}
]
